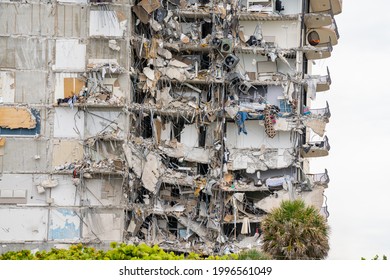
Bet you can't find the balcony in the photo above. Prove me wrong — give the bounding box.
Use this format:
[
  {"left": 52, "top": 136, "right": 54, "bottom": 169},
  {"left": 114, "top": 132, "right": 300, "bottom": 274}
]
[
  {"left": 305, "top": 67, "right": 331, "bottom": 93},
  {"left": 303, "top": 41, "right": 332, "bottom": 60},
  {"left": 301, "top": 135, "right": 330, "bottom": 158},
  {"left": 308, "top": 101, "right": 331, "bottom": 120},
  {"left": 307, "top": 27, "right": 338, "bottom": 48},
  {"left": 304, "top": 13, "right": 333, "bottom": 28},
  {"left": 310, "top": 0, "right": 343, "bottom": 15},
  {"left": 306, "top": 169, "right": 330, "bottom": 187}
]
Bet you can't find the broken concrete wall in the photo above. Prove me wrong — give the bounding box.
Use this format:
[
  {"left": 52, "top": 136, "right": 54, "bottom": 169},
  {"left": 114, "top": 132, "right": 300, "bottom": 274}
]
[
  {"left": 54, "top": 108, "right": 85, "bottom": 138},
  {"left": 1, "top": 138, "right": 49, "bottom": 172},
  {"left": 50, "top": 175, "right": 81, "bottom": 206},
  {"left": 82, "top": 209, "right": 123, "bottom": 241},
  {"left": 0, "top": 3, "right": 55, "bottom": 36},
  {"left": 52, "top": 139, "right": 83, "bottom": 166},
  {"left": 83, "top": 178, "right": 123, "bottom": 206},
  {"left": 48, "top": 208, "right": 81, "bottom": 241},
  {"left": 15, "top": 71, "right": 48, "bottom": 104},
  {"left": 87, "top": 39, "right": 128, "bottom": 66},
  {"left": 56, "top": 4, "right": 88, "bottom": 38},
  {"left": 0, "top": 37, "right": 53, "bottom": 70},
  {"left": 0, "top": 71, "right": 15, "bottom": 103},
  {"left": 240, "top": 20, "right": 300, "bottom": 49},
  {"left": 226, "top": 121, "right": 294, "bottom": 149},
  {"left": 84, "top": 109, "right": 125, "bottom": 138},
  {"left": 0, "top": 208, "right": 48, "bottom": 241},
  {"left": 0, "top": 174, "right": 52, "bottom": 205},
  {"left": 54, "top": 39, "right": 86, "bottom": 71}
]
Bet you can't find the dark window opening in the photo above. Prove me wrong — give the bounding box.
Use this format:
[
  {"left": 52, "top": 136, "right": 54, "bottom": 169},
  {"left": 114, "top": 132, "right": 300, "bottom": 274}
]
[
  {"left": 201, "top": 22, "right": 212, "bottom": 38},
  {"left": 197, "top": 163, "right": 209, "bottom": 176},
  {"left": 168, "top": 216, "right": 178, "bottom": 236},
  {"left": 136, "top": 115, "right": 153, "bottom": 139},
  {"left": 199, "top": 126, "right": 206, "bottom": 147},
  {"left": 223, "top": 222, "right": 259, "bottom": 237}
]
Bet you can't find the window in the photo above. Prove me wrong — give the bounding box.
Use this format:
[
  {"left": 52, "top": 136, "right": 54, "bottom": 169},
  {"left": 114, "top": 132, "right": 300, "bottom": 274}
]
[{"left": 279, "top": 100, "right": 292, "bottom": 113}]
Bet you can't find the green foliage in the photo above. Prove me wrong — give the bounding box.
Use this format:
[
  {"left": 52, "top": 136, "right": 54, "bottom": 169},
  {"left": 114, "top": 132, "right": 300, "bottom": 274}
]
[
  {"left": 261, "top": 199, "right": 330, "bottom": 260},
  {"left": 238, "top": 249, "right": 272, "bottom": 260},
  {"left": 0, "top": 243, "right": 239, "bottom": 260},
  {"left": 361, "top": 255, "right": 388, "bottom": 260}
]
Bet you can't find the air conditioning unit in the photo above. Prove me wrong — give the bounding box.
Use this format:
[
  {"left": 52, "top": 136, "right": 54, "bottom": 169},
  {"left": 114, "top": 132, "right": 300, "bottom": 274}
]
[
  {"left": 223, "top": 54, "right": 240, "bottom": 69},
  {"left": 220, "top": 39, "right": 233, "bottom": 53}
]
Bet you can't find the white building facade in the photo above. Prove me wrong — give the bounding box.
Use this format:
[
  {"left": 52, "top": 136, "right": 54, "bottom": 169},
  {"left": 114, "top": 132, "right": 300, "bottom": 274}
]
[{"left": 0, "top": 0, "right": 341, "bottom": 254}]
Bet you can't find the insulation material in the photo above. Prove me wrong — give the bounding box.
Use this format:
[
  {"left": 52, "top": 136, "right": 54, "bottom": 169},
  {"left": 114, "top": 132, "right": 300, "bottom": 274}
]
[
  {"left": 55, "top": 73, "right": 79, "bottom": 100},
  {"left": 53, "top": 108, "right": 85, "bottom": 138},
  {"left": 52, "top": 139, "right": 83, "bottom": 166},
  {"left": 54, "top": 39, "right": 86, "bottom": 71},
  {"left": 0, "top": 208, "right": 48, "bottom": 241},
  {"left": 15, "top": 71, "right": 47, "bottom": 103},
  {"left": 0, "top": 71, "right": 15, "bottom": 103},
  {"left": 0, "top": 107, "right": 36, "bottom": 129},
  {"left": 48, "top": 209, "right": 81, "bottom": 240},
  {"left": 82, "top": 210, "right": 123, "bottom": 241},
  {"left": 89, "top": 11, "right": 125, "bottom": 37},
  {"left": 64, "top": 77, "right": 85, "bottom": 98}
]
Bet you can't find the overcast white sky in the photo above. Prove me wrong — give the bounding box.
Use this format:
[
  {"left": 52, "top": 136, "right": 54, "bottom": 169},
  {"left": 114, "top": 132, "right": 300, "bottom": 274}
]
[{"left": 310, "top": 0, "right": 390, "bottom": 259}]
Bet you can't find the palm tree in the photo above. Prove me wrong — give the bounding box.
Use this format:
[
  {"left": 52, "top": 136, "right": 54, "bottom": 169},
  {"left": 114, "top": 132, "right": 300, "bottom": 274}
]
[{"left": 260, "top": 199, "right": 330, "bottom": 260}]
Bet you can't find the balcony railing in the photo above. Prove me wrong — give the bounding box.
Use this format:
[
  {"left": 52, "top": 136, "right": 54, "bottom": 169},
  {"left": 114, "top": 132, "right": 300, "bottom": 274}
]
[
  {"left": 301, "top": 135, "right": 331, "bottom": 158},
  {"left": 306, "top": 169, "right": 330, "bottom": 186},
  {"left": 309, "top": 101, "right": 331, "bottom": 119}
]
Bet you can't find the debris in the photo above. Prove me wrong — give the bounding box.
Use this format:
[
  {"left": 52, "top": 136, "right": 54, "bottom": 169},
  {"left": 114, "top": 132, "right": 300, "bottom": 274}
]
[
  {"left": 40, "top": 179, "right": 58, "bottom": 188},
  {"left": 108, "top": 40, "right": 121, "bottom": 51}
]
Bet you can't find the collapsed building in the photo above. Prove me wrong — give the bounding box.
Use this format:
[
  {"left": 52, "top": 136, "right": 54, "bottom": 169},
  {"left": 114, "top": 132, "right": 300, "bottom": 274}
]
[{"left": 0, "top": 0, "right": 340, "bottom": 254}]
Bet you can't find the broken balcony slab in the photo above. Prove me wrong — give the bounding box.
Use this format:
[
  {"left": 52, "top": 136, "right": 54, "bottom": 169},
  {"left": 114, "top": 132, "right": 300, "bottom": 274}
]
[
  {"left": 141, "top": 152, "right": 163, "bottom": 194},
  {"left": 159, "top": 145, "right": 211, "bottom": 164},
  {"left": 255, "top": 186, "right": 325, "bottom": 213},
  {"left": 227, "top": 148, "right": 295, "bottom": 171},
  {"left": 160, "top": 170, "right": 194, "bottom": 186},
  {"left": 301, "top": 136, "right": 330, "bottom": 158},
  {"left": 304, "top": 13, "right": 333, "bottom": 29}
]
